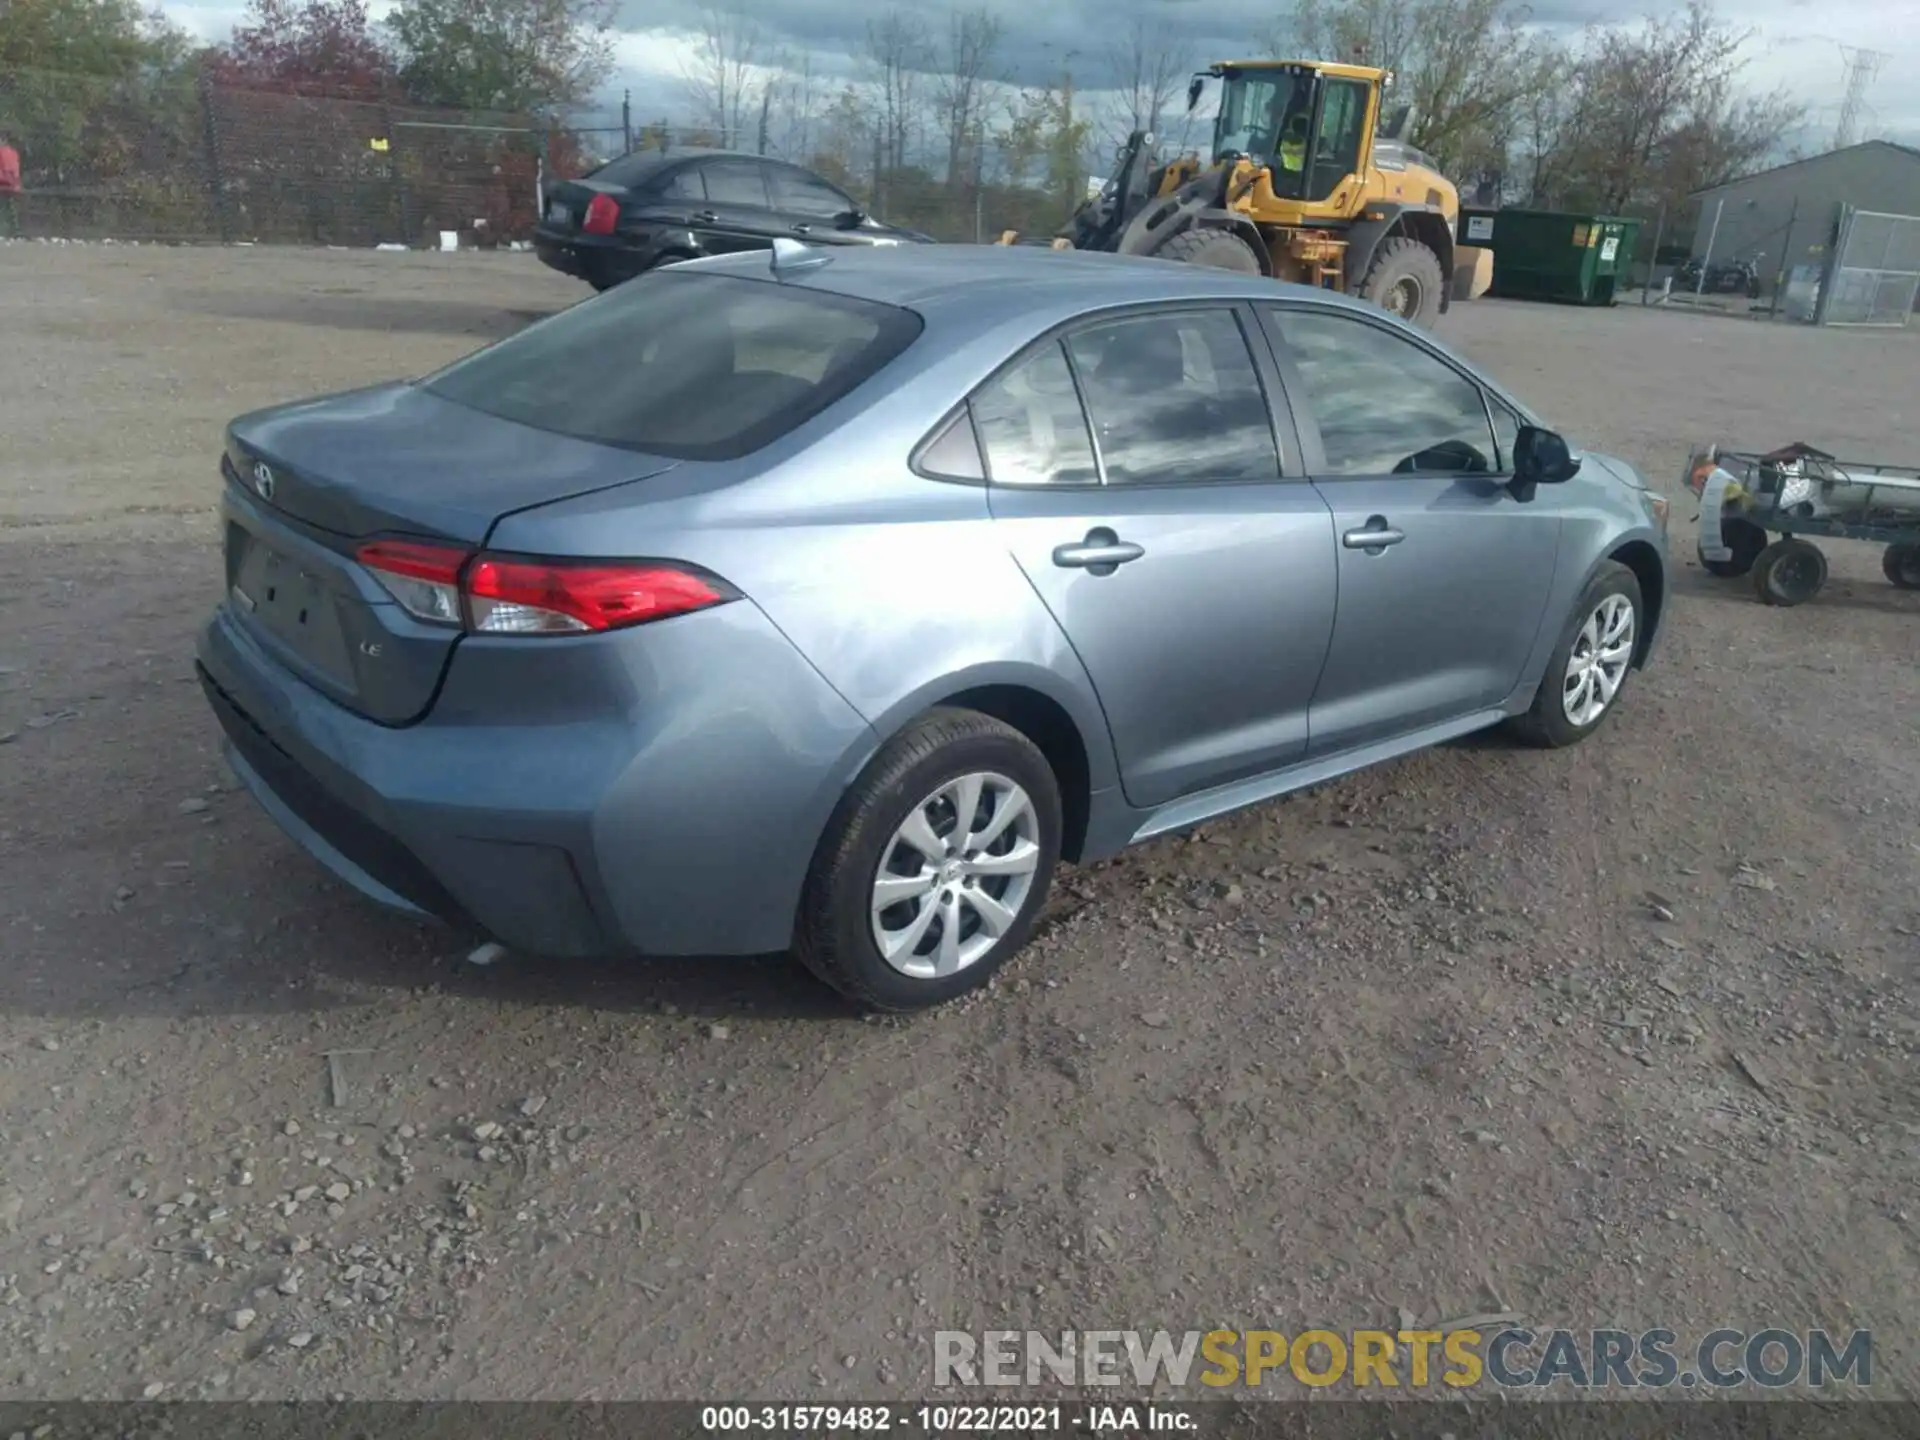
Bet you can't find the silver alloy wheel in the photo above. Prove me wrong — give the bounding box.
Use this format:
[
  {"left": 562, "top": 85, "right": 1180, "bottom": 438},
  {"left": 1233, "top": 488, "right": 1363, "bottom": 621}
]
[
  {"left": 870, "top": 770, "right": 1041, "bottom": 980},
  {"left": 1562, "top": 593, "right": 1636, "bottom": 727}
]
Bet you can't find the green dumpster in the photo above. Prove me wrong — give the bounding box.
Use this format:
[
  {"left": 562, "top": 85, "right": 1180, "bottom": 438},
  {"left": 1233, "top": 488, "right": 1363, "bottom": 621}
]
[{"left": 1459, "top": 209, "right": 1643, "bottom": 306}]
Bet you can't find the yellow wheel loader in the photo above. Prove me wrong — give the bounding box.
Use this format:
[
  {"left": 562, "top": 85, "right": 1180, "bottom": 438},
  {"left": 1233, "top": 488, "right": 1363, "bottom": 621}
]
[{"left": 1005, "top": 60, "right": 1492, "bottom": 329}]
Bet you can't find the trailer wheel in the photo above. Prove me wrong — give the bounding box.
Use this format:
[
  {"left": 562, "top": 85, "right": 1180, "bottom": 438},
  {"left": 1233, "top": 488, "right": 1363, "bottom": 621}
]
[
  {"left": 1153, "top": 226, "right": 1262, "bottom": 274},
  {"left": 1882, "top": 542, "right": 1920, "bottom": 591},
  {"left": 1697, "top": 516, "right": 1768, "bottom": 577},
  {"left": 1752, "top": 538, "right": 1827, "bottom": 607}
]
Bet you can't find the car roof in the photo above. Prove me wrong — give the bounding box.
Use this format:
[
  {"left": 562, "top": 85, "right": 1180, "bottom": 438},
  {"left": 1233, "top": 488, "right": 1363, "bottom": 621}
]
[
  {"left": 674, "top": 243, "right": 1533, "bottom": 419},
  {"left": 696, "top": 242, "right": 1377, "bottom": 322},
  {"left": 600, "top": 147, "right": 812, "bottom": 170}
]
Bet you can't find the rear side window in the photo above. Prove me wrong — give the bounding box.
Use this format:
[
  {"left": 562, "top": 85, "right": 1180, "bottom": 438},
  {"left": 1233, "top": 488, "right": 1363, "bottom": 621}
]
[
  {"left": 972, "top": 343, "right": 1099, "bottom": 486},
  {"left": 656, "top": 166, "right": 705, "bottom": 201},
  {"left": 422, "top": 272, "right": 923, "bottom": 460},
  {"left": 1063, "top": 309, "right": 1280, "bottom": 485},
  {"left": 704, "top": 160, "right": 770, "bottom": 207}
]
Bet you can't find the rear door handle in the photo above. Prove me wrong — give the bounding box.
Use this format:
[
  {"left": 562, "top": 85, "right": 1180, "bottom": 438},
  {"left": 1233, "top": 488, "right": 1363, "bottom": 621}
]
[
  {"left": 1342, "top": 520, "right": 1406, "bottom": 550},
  {"left": 791, "top": 223, "right": 812, "bottom": 235},
  {"left": 693, "top": 210, "right": 719, "bottom": 223},
  {"left": 1053, "top": 528, "right": 1144, "bottom": 574}
]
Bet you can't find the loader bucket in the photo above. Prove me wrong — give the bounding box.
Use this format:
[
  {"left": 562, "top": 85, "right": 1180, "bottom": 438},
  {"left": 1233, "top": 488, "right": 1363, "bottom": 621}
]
[{"left": 1453, "top": 244, "right": 1494, "bottom": 301}]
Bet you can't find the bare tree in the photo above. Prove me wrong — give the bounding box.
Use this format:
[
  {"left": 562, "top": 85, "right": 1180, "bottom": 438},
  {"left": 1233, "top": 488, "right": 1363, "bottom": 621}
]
[
  {"left": 682, "top": 2, "right": 764, "bottom": 149},
  {"left": 934, "top": 6, "right": 1002, "bottom": 191},
  {"left": 813, "top": 83, "right": 875, "bottom": 196},
  {"left": 1102, "top": 17, "right": 1194, "bottom": 153},
  {"left": 1274, "top": 0, "right": 1556, "bottom": 177},
  {"left": 996, "top": 87, "right": 1049, "bottom": 189},
  {"left": 771, "top": 51, "right": 821, "bottom": 162},
  {"left": 1275, "top": 0, "right": 1421, "bottom": 71},
  {"left": 1522, "top": 2, "right": 1801, "bottom": 213},
  {"left": 864, "top": 8, "right": 934, "bottom": 174}
]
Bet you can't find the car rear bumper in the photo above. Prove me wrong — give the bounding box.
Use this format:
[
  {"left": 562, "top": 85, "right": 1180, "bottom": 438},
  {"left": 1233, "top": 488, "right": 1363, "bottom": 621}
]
[
  {"left": 532, "top": 228, "right": 648, "bottom": 287},
  {"left": 195, "top": 598, "right": 878, "bottom": 960}
]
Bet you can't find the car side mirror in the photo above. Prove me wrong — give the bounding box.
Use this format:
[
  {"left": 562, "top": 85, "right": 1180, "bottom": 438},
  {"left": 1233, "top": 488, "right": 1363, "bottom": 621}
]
[{"left": 1510, "top": 424, "right": 1581, "bottom": 503}]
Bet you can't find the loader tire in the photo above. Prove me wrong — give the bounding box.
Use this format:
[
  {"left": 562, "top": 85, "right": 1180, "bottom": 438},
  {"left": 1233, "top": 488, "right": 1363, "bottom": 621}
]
[
  {"left": 1357, "top": 236, "right": 1445, "bottom": 328},
  {"left": 1153, "top": 226, "right": 1262, "bottom": 274}
]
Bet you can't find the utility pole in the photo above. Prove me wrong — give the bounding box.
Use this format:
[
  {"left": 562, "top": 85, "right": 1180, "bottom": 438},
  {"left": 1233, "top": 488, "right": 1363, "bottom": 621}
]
[
  {"left": 1696, "top": 197, "right": 1724, "bottom": 296},
  {"left": 1642, "top": 203, "right": 1666, "bottom": 306},
  {"left": 973, "top": 117, "right": 986, "bottom": 244},
  {"left": 1770, "top": 195, "right": 1799, "bottom": 320}
]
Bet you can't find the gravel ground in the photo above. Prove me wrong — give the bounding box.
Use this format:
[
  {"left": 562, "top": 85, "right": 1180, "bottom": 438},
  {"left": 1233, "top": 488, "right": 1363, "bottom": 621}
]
[{"left": 1, "top": 244, "right": 1917, "bottom": 1404}]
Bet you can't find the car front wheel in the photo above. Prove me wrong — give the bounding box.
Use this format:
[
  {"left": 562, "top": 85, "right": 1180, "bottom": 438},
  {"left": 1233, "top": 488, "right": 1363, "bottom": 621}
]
[
  {"left": 795, "top": 708, "right": 1062, "bottom": 1012},
  {"left": 1510, "top": 560, "right": 1644, "bottom": 748}
]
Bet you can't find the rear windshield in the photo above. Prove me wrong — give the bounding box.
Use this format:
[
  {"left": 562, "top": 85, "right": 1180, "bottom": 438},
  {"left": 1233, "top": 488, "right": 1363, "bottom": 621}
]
[
  {"left": 584, "top": 151, "right": 672, "bottom": 188},
  {"left": 421, "top": 271, "right": 923, "bottom": 460}
]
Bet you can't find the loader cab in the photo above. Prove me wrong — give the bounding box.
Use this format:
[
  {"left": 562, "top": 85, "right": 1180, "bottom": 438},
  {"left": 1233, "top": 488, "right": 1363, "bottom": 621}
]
[{"left": 1191, "top": 60, "right": 1382, "bottom": 207}]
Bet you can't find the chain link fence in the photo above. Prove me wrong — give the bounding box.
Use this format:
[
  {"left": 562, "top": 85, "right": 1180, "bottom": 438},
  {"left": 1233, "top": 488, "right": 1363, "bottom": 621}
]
[
  {"left": 1819, "top": 205, "right": 1920, "bottom": 327},
  {"left": 0, "top": 65, "right": 1090, "bottom": 248},
  {"left": 1, "top": 66, "right": 566, "bottom": 246}
]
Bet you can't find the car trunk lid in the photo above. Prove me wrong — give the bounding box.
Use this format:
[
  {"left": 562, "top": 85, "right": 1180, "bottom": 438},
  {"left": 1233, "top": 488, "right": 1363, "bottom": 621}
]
[
  {"left": 541, "top": 177, "right": 623, "bottom": 233},
  {"left": 223, "top": 381, "right": 676, "bottom": 724}
]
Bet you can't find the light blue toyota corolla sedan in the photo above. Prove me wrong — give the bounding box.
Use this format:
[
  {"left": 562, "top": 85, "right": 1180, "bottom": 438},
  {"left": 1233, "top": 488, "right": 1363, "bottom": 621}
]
[{"left": 196, "top": 242, "right": 1670, "bottom": 1011}]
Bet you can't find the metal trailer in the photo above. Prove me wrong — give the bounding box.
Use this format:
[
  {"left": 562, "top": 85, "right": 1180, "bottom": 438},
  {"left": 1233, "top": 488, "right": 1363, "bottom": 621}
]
[{"left": 1685, "top": 441, "right": 1920, "bottom": 606}]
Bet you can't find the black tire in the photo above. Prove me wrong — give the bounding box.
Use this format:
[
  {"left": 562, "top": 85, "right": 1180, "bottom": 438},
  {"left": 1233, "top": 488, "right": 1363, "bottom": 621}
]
[
  {"left": 1882, "top": 542, "right": 1920, "bottom": 590},
  {"left": 1153, "top": 226, "right": 1262, "bottom": 274},
  {"left": 1697, "top": 516, "right": 1768, "bottom": 577},
  {"left": 1752, "top": 538, "right": 1827, "bottom": 606},
  {"left": 1356, "top": 236, "right": 1446, "bottom": 328},
  {"left": 1508, "top": 560, "right": 1644, "bottom": 749},
  {"left": 794, "top": 707, "right": 1063, "bottom": 1013}
]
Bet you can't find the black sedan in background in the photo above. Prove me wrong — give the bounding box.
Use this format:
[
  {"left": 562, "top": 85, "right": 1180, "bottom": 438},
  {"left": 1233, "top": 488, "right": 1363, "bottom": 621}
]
[{"left": 533, "top": 148, "right": 935, "bottom": 291}]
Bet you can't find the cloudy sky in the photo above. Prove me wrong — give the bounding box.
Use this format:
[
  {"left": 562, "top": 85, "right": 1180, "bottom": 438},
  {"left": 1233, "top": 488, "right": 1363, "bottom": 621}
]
[{"left": 157, "top": 0, "right": 1920, "bottom": 146}]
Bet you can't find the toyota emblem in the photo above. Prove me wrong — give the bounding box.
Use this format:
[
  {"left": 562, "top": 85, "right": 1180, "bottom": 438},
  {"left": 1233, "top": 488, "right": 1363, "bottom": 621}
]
[{"left": 252, "top": 461, "right": 276, "bottom": 501}]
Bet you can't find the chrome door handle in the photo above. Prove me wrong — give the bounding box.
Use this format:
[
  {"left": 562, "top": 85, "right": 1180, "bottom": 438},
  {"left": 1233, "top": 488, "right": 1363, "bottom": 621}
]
[
  {"left": 1342, "top": 522, "right": 1406, "bottom": 550},
  {"left": 1053, "top": 529, "right": 1145, "bottom": 573},
  {"left": 791, "top": 223, "right": 812, "bottom": 235}
]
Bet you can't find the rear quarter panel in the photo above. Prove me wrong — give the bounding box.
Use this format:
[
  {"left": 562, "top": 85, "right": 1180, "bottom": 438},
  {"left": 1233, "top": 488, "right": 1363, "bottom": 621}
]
[
  {"left": 489, "top": 456, "right": 1121, "bottom": 799},
  {"left": 483, "top": 337, "right": 1128, "bottom": 827}
]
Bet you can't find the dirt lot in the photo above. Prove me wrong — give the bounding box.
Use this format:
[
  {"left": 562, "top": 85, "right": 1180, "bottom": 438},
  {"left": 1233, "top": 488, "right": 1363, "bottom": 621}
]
[{"left": 2, "top": 243, "right": 1917, "bottom": 1404}]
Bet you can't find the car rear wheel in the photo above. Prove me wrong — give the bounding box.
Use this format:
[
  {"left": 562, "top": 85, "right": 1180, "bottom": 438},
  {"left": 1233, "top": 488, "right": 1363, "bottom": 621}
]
[
  {"left": 795, "top": 708, "right": 1062, "bottom": 1012},
  {"left": 1508, "top": 561, "right": 1643, "bottom": 748}
]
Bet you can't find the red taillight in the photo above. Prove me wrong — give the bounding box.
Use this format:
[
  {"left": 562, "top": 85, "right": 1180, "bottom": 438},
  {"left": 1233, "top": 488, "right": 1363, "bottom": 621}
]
[
  {"left": 355, "top": 540, "right": 730, "bottom": 636},
  {"left": 582, "top": 194, "right": 619, "bottom": 235},
  {"left": 468, "top": 558, "right": 726, "bottom": 633},
  {"left": 357, "top": 539, "right": 466, "bottom": 626}
]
